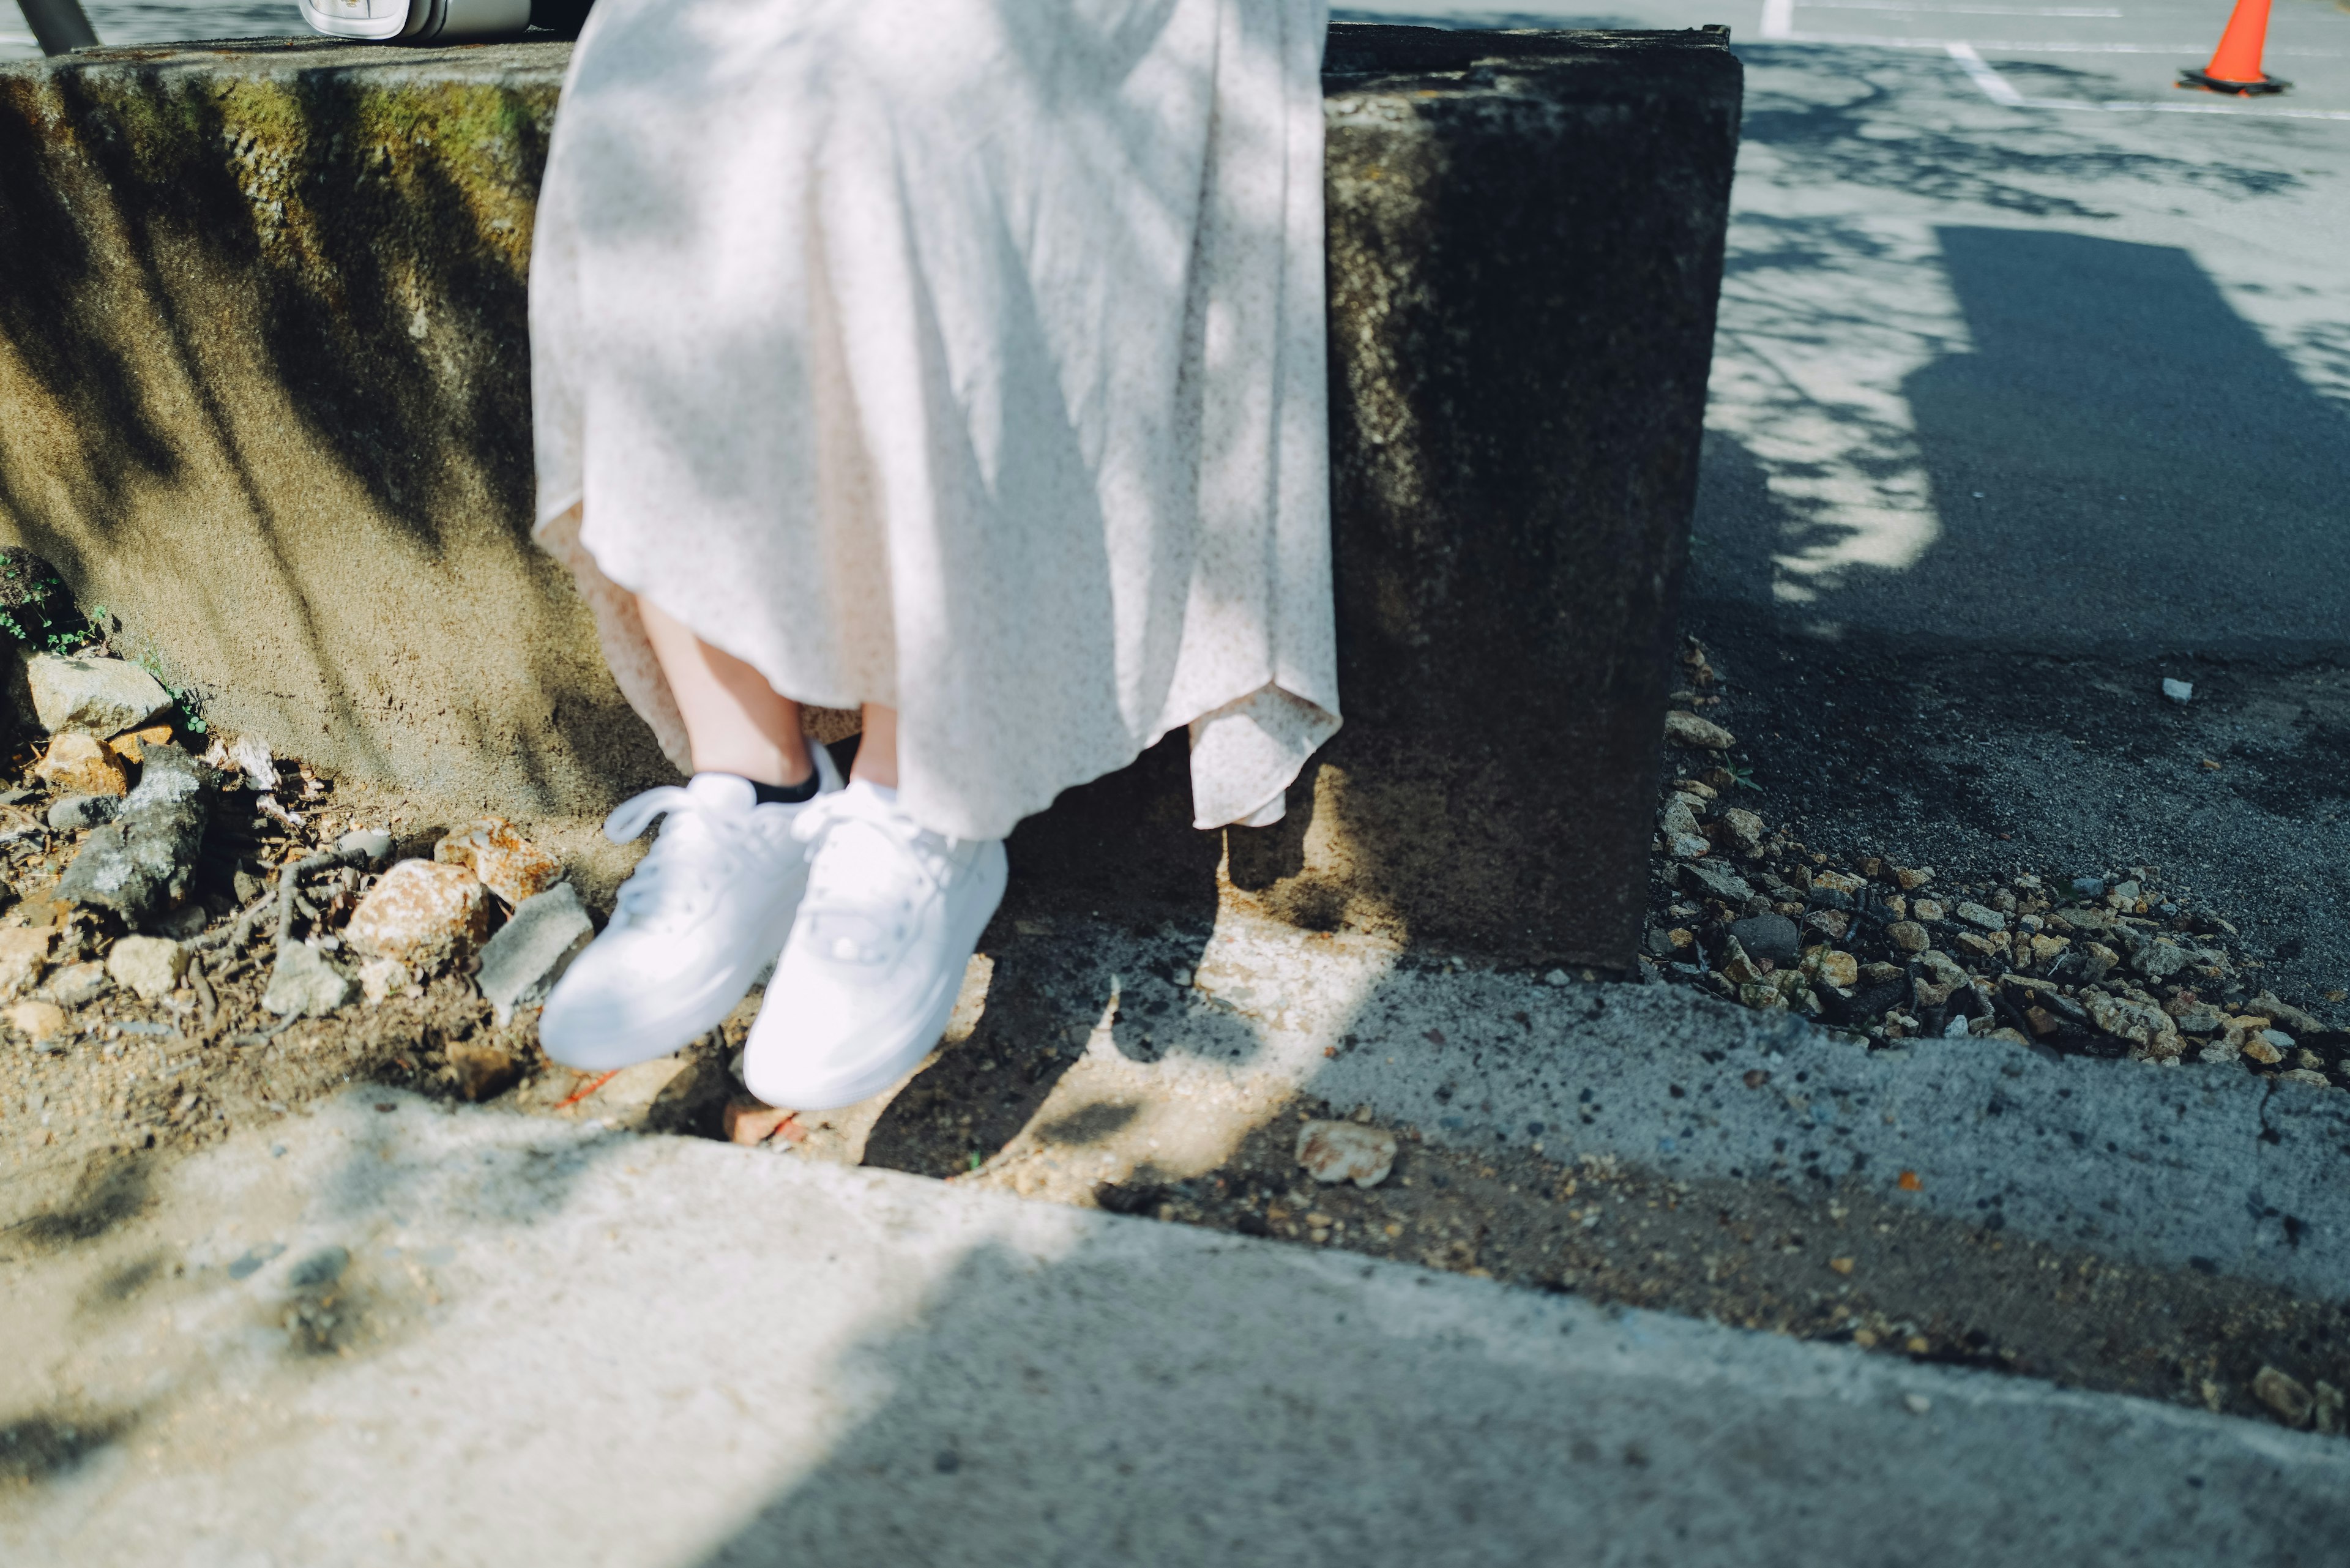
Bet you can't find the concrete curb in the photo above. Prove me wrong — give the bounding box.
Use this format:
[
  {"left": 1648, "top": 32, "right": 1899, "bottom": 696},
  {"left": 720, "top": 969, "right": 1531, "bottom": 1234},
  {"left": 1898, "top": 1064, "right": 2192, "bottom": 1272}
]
[{"left": 4, "top": 1091, "right": 2344, "bottom": 1566}]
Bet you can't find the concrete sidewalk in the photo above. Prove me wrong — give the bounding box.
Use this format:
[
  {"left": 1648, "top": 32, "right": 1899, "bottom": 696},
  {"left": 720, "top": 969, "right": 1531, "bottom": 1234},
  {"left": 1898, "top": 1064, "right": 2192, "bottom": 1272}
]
[{"left": 4, "top": 1089, "right": 2346, "bottom": 1567}]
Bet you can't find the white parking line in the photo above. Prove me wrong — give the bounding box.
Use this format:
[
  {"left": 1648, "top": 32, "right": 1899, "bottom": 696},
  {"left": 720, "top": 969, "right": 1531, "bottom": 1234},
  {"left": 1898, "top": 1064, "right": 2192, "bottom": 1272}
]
[
  {"left": 1775, "top": 31, "right": 2338, "bottom": 52},
  {"left": 1807, "top": 3, "right": 2125, "bottom": 15},
  {"left": 1945, "top": 39, "right": 2350, "bottom": 120}
]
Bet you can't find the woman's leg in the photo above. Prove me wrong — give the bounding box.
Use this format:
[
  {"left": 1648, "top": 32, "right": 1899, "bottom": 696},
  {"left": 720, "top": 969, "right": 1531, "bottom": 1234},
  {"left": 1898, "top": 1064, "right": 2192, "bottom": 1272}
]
[
  {"left": 852, "top": 704, "right": 898, "bottom": 789},
  {"left": 636, "top": 595, "right": 814, "bottom": 786}
]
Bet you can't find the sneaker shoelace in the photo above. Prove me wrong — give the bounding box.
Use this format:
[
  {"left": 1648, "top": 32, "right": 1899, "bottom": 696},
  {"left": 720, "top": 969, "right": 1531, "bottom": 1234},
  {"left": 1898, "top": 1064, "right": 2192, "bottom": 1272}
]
[
  {"left": 601, "top": 785, "right": 783, "bottom": 935},
  {"left": 791, "top": 788, "right": 963, "bottom": 965}
]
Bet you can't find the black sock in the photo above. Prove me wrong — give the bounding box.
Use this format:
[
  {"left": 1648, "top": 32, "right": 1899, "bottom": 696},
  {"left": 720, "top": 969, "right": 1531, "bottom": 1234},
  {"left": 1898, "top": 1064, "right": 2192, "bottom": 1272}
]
[{"left": 714, "top": 771, "right": 821, "bottom": 805}]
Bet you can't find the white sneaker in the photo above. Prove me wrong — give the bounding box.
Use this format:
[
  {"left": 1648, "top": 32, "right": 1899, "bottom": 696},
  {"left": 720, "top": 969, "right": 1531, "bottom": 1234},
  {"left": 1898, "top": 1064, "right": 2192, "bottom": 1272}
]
[
  {"left": 742, "top": 782, "right": 1007, "bottom": 1110},
  {"left": 538, "top": 752, "right": 843, "bottom": 1070}
]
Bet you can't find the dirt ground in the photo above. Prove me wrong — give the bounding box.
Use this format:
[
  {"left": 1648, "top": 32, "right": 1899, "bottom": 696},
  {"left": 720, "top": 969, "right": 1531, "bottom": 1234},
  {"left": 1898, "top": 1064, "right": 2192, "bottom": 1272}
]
[{"left": 4, "top": 734, "right": 2344, "bottom": 1444}]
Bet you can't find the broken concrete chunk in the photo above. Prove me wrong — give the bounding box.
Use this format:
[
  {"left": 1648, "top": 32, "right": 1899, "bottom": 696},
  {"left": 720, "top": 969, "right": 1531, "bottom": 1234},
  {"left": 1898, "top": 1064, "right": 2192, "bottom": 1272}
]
[
  {"left": 435, "top": 818, "right": 563, "bottom": 907},
  {"left": 1296, "top": 1119, "right": 1398, "bottom": 1188},
  {"left": 346, "top": 859, "right": 491, "bottom": 974},
  {"left": 34, "top": 733, "right": 129, "bottom": 797},
  {"left": 477, "top": 881, "right": 592, "bottom": 1026},
  {"left": 21, "top": 650, "right": 174, "bottom": 737},
  {"left": 263, "top": 939, "right": 354, "bottom": 1018},
  {"left": 106, "top": 935, "right": 187, "bottom": 1002},
  {"left": 55, "top": 741, "right": 215, "bottom": 921},
  {"left": 46, "top": 792, "right": 118, "bottom": 832}
]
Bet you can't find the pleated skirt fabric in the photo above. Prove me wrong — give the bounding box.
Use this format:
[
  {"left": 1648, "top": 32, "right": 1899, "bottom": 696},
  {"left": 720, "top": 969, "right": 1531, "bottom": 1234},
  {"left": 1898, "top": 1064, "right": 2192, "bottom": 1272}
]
[{"left": 530, "top": 0, "right": 1338, "bottom": 840}]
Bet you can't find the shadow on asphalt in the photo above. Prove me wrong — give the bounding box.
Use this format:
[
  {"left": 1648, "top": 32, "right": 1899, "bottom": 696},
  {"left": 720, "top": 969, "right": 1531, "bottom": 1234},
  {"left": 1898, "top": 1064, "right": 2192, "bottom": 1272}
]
[{"left": 1895, "top": 227, "right": 2350, "bottom": 653}]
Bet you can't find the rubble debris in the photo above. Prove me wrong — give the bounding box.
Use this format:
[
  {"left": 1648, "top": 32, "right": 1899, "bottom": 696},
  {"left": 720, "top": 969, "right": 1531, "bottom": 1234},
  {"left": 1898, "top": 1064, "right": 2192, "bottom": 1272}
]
[
  {"left": 1296, "top": 1119, "right": 1399, "bottom": 1188},
  {"left": 2161, "top": 678, "right": 2193, "bottom": 704},
  {"left": 2253, "top": 1365, "right": 2315, "bottom": 1429},
  {"left": 46, "top": 792, "right": 118, "bottom": 832},
  {"left": 56, "top": 741, "right": 215, "bottom": 921},
  {"left": 435, "top": 817, "right": 564, "bottom": 907},
  {"left": 346, "top": 859, "right": 491, "bottom": 974},
  {"left": 222, "top": 734, "right": 280, "bottom": 792},
  {"left": 1663, "top": 710, "right": 1735, "bottom": 750},
  {"left": 1647, "top": 644, "right": 2344, "bottom": 1091},
  {"left": 34, "top": 733, "right": 129, "bottom": 797},
  {"left": 447, "top": 1040, "right": 522, "bottom": 1102},
  {"left": 106, "top": 935, "right": 187, "bottom": 1002},
  {"left": 7, "top": 998, "right": 67, "bottom": 1040},
  {"left": 20, "top": 650, "right": 174, "bottom": 736},
  {"left": 476, "top": 881, "right": 592, "bottom": 1026},
  {"left": 263, "top": 940, "right": 355, "bottom": 1018},
  {"left": 49, "top": 961, "right": 109, "bottom": 1006},
  {"left": 0, "top": 927, "right": 54, "bottom": 996},
  {"left": 106, "top": 723, "right": 174, "bottom": 764},
  {"left": 358, "top": 955, "right": 416, "bottom": 1005}
]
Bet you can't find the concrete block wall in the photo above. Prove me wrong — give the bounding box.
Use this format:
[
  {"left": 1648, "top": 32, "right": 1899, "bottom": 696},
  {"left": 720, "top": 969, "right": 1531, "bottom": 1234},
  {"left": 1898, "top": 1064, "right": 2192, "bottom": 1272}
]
[{"left": 0, "top": 25, "right": 1740, "bottom": 969}]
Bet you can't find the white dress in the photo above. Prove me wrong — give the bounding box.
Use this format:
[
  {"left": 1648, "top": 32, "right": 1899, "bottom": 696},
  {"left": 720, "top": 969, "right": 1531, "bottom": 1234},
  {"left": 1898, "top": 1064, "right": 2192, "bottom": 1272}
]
[{"left": 530, "top": 0, "right": 1339, "bottom": 841}]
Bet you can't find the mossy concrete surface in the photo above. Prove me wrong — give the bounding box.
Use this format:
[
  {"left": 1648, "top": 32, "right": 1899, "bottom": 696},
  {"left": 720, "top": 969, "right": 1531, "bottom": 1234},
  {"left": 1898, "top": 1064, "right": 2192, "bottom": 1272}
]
[
  {"left": 0, "top": 38, "right": 639, "bottom": 818},
  {"left": 0, "top": 27, "right": 1739, "bottom": 968}
]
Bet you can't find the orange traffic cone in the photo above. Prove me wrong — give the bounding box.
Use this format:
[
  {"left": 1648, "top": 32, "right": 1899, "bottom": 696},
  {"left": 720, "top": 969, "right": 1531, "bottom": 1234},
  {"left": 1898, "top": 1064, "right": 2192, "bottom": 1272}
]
[{"left": 2179, "top": 0, "right": 2290, "bottom": 95}]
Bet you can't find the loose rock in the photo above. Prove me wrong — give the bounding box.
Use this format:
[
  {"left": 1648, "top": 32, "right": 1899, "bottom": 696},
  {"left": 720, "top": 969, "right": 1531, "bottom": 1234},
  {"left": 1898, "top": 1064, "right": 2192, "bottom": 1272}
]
[
  {"left": 21, "top": 651, "right": 174, "bottom": 737},
  {"left": 434, "top": 818, "right": 564, "bottom": 908},
  {"left": 476, "top": 881, "right": 593, "bottom": 1026},
  {"left": 1886, "top": 920, "right": 1929, "bottom": 955},
  {"left": 6, "top": 998, "right": 68, "bottom": 1040},
  {"left": 0, "top": 927, "right": 54, "bottom": 997},
  {"left": 56, "top": 742, "right": 215, "bottom": 922},
  {"left": 1812, "top": 950, "right": 1859, "bottom": 989},
  {"left": 2252, "top": 1365, "right": 2314, "bottom": 1428},
  {"left": 447, "top": 1040, "right": 522, "bottom": 1102},
  {"left": 2084, "top": 993, "right": 2180, "bottom": 1060},
  {"left": 1892, "top": 865, "right": 1933, "bottom": 892},
  {"left": 2251, "top": 991, "right": 2326, "bottom": 1037},
  {"left": 1296, "top": 1119, "right": 1399, "bottom": 1188},
  {"left": 346, "top": 859, "right": 492, "bottom": 974},
  {"left": 1729, "top": 913, "right": 1799, "bottom": 967},
  {"left": 45, "top": 793, "right": 118, "bottom": 832},
  {"left": 1663, "top": 711, "right": 1735, "bottom": 750},
  {"left": 1715, "top": 807, "right": 1766, "bottom": 855},
  {"left": 1953, "top": 902, "right": 2007, "bottom": 932},
  {"left": 357, "top": 955, "right": 416, "bottom": 1006},
  {"left": 48, "top": 961, "right": 109, "bottom": 1007},
  {"left": 263, "top": 940, "right": 354, "bottom": 1018},
  {"left": 33, "top": 733, "right": 129, "bottom": 797},
  {"left": 2160, "top": 678, "right": 2193, "bottom": 704},
  {"left": 104, "top": 723, "right": 174, "bottom": 764},
  {"left": 1677, "top": 861, "right": 1755, "bottom": 905},
  {"left": 106, "top": 935, "right": 186, "bottom": 1002},
  {"left": 2316, "top": 1382, "right": 2346, "bottom": 1438},
  {"left": 1658, "top": 795, "right": 1709, "bottom": 859}
]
